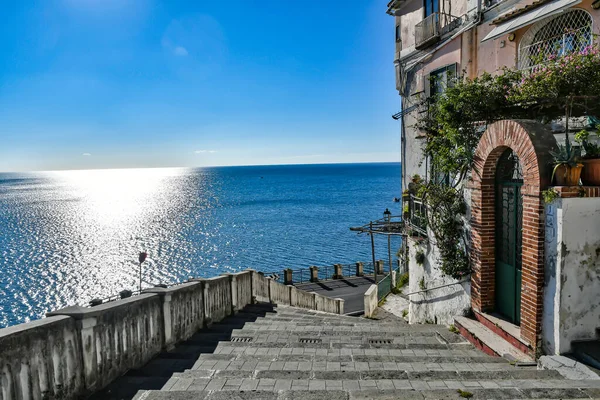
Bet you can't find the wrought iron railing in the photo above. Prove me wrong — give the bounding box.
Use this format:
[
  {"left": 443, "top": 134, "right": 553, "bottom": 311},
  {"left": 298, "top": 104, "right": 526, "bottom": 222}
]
[
  {"left": 408, "top": 194, "right": 427, "bottom": 236},
  {"left": 377, "top": 274, "right": 392, "bottom": 301},
  {"left": 415, "top": 12, "right": 461, "bottom": 50},
  {"left": 270, "top": 261, "right": 377, "bottom": 285}
]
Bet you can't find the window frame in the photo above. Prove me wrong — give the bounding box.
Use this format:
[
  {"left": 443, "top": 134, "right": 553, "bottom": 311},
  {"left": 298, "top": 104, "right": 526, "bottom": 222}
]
[{"left": 423, "top": 0, "right": 440, "bottom": 19}]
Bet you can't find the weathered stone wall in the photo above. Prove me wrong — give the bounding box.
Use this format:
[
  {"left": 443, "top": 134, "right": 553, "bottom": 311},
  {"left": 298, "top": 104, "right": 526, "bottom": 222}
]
[
  {"left": 543, "top": 197, "right": 600, "bottom": 354},
  {"left": 203, "top": 276, "right": 232, "bottom": 325},
  {"left": 0, "top": 269, "right": 343, "bottom": 399},
  {"left": 252, "top": 272, "right": 270, "bottom": 303},
  {"left": 146, "top": 282, "right": 204, "bottom": 349},
  {"left": 407, "top": 236, "right": 471, "bottom": 325},
  {"left": 0, "top": 316, "right": 83, "bottom": 400},
  {"left": 269, "top": 279, "right": 291, "bottom": 305},
  {"left": 295, "top": 288, "right": 315, "bottom": 310},
  {"left": 234, "top": 271, "right": 253, "bottom": 311}
]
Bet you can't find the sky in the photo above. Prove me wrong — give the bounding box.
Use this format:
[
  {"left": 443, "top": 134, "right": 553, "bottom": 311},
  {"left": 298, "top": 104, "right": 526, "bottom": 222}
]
[{"left": 0, "top": 0, "right": 400, "bottom": 172}]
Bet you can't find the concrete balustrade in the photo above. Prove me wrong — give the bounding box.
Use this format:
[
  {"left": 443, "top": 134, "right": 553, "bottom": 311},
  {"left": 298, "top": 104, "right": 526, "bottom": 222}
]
[
  {"left": 356, "top": 261, "right": 364, "bottom": 277},
  {"left": 0, "top": 269, "right": 344, "bottom": 400},
  {"left": 0, "top": 316, "right": 83, "bottom": 400},
  {"left": 364, "top": 284, "right": 378, "bottom": 318}
]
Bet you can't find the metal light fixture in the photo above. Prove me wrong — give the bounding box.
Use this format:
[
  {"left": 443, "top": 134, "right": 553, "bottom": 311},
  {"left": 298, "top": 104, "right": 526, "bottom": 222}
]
[
  {"left": 383, "top": 208, "right": 392, "bottom": 222},
  {"left": 138, "top": 252, "right": 148, "bottom": 292}
]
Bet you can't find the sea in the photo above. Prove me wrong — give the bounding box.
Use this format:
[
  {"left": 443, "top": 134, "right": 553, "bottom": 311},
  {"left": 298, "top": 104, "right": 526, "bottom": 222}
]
[{"left": 0, "top": 163, "right": 401, "bottom": 328}]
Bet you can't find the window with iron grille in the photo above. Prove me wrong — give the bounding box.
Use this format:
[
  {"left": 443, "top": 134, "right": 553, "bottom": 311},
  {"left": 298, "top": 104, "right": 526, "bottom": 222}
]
[{"left": 518, "top": 9, "right": 592, "bottom": 70}]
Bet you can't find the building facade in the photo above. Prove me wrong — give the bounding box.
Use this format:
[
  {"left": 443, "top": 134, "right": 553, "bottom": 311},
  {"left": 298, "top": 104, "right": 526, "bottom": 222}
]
[{"left": 389, "top": 0, "right": 600, "bottom": 357}]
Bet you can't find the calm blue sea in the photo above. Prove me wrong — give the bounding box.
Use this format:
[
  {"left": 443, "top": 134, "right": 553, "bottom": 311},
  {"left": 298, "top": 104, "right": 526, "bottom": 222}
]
[{"left": 0, "top": 163, "right": 401, "bottom": 327}]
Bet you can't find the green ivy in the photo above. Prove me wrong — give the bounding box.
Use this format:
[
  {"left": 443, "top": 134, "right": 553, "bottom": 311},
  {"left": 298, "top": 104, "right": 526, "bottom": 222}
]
[
  {"left": 542, "top": 188, "right": 560, "bottom": 204},
  {"left": 421, "top": 184, "right": 470, "bottom": 279},
  {"left": 412, "top": 45, "right": 600, "bottom": 280}
]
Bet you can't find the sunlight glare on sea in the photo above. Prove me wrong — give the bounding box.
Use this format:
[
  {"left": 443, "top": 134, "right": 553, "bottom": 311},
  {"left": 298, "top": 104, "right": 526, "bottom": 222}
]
[{"left": 0, "top": 164, "right": 401, "bottom": 327}]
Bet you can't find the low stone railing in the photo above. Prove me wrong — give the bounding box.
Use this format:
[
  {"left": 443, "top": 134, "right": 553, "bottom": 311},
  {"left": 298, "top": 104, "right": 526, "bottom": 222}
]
[
  {"left": 364, "top": 285, "right": 378, "bottom": 318},
  {"left": 0, "top": 270, "right": 343, "bottom": 400}
]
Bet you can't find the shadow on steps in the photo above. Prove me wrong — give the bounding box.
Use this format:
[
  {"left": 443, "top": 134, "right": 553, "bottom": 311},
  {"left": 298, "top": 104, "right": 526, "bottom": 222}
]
[{"left": 88, "top": 303, "right": 276, "bottom": 400}]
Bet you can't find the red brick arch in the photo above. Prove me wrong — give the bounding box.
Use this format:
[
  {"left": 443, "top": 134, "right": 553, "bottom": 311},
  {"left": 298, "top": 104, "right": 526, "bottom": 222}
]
[{"left": 470, "top": 120, "right": 557, "bottom": 350}]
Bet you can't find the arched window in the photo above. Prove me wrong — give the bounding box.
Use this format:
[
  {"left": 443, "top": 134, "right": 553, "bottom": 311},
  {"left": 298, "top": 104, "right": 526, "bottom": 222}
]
[{"left": 518, "top": 9, "right": 592, "bottom": 70}]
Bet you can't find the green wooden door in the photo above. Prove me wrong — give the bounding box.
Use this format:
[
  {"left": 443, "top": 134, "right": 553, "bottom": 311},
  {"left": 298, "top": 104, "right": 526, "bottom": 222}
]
[{"left": 495, "top": 150, "right": 523, "bottom": 325}]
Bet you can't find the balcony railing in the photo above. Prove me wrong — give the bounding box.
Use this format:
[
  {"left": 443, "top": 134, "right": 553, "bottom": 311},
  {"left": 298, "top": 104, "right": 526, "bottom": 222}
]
[{"left": 415, "top": 12, "right": 461, "bottom": 50}]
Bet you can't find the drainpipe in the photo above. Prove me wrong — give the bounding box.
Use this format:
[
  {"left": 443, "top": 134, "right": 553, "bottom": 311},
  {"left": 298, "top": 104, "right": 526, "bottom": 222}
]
[{"left": 400, "top": 96, "right": 407, "bottom": 193}]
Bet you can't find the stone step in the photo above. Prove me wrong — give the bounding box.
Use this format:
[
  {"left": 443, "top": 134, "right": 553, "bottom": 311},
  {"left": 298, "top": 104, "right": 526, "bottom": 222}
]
[
  {"left": 173, "top": 367, "right": 558, "bottom": 381},
  {"left": 185, "top": 332, "right": 232, "bottom": 342},
  {"left": 189, "top": 360, "right": 528, "bottom": 373},
  {"left": 572, "top": 339, "right": 600, "bottom": 371},
  {"left": 236, "top": 325, "right": 450, "bottom": 334},
  {"left": 134, "top": 380, "right": 600, "bottom": 398},
  {"left": 90, "top": 376, "right": 170, "bottom": 400},
  {"left": 212, "top": 341, "right": 469, "bottom": 350},
  {"left": 454, "top": 316, "right": 535, "bottom": 364},
  {"left": 229, "top": 333, "right": 446, "bottom": 345},
  {"left": 259, "top": 313, "right": 400, "bottom": 323},
  {"left": 191, "top": 352, "right": 508, "bottom": 366},
  {"left": 243, "top": 319, "right": 440, "bottom": 329},
  {"left": 158, "top": 345, "right": 220, "bottom": 359},
  {"left": 232, "top": 329, "right": 467, "bottom": 344}
]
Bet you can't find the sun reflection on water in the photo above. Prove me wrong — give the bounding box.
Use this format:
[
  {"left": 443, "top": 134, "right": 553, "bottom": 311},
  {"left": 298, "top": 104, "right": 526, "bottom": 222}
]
[{"left": 0, "top": 164, "right": 401, "bottom": 327}]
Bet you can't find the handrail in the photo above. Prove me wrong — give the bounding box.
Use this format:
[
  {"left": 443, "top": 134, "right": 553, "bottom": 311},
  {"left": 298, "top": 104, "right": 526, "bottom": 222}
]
[{"left": 404, "top": 276, "right": 470, "bottom": 296}]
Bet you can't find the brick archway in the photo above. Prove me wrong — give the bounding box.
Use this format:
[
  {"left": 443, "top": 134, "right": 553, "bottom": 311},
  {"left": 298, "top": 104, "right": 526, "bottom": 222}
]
[{"left": 470, "top": 120, "right": 557, "bottom": 349}]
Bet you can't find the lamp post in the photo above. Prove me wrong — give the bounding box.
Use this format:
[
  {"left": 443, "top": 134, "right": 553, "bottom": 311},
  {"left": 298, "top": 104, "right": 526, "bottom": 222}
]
[
  {"left": 384, "top": 208, "right": 392, "bottom": 279},
  {"left": 138, "top": 252, "right": 148, "bottom": 292},
  {"left": 370, "top": 221, "right": 377, "bottom": 284}
]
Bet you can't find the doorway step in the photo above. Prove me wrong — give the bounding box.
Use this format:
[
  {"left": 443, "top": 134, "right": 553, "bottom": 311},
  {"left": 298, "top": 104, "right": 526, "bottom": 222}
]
[
  {"left": 571, "top": 330, "right": 600, "bottom": 371},
  {"left": 455, "top": 313, "right": 535, "bottom": 364}
]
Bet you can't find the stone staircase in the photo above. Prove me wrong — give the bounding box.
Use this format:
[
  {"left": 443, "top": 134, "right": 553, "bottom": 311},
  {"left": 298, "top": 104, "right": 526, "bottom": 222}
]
[{"left": 130, "top": 304, "right": 600, "bottom": 400}]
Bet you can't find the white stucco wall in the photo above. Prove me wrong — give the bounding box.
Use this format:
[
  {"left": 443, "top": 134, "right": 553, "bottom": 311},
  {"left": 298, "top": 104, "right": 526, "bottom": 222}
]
[
  {"left": 407, "top": 236, "right": 471, "bottom": 325},
  {"left": 543, "top": 197, "right": 600, "bottom": 354}
]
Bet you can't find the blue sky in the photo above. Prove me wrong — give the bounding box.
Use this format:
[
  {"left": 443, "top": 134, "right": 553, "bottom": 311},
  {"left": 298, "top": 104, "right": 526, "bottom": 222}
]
[{"left": 0, "top": 0, "right": 400, "bottom": 171}]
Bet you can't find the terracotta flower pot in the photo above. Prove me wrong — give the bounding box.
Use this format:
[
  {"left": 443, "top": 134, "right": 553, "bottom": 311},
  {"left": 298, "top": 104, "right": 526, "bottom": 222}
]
[
  {"left": 581, "top": 158, "right": 600, "bottom": 186},
  {"left": 554, "top": 163, "right": 583, "bottom": 186}
]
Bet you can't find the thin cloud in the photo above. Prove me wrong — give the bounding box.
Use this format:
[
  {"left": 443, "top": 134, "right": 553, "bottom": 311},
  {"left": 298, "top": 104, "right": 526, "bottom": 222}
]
[
  {"left": 82, "top": 153, "right": 92, "bottom": 156},
  {"left": 194, "top": 150, "right": 217, "bottom": 154},
  {"left": 173, "top": 46, "right": 188, "bottom": 56}
]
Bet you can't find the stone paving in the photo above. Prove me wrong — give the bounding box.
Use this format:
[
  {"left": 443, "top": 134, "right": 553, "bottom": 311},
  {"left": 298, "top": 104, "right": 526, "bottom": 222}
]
[{"left": 133, "top": 304, "right": 600, "bottom": 399}]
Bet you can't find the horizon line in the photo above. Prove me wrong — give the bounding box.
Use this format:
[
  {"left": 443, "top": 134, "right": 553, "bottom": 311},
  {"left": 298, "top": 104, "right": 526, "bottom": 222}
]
[{"left": 0, "top": 160, "right": 401, "bottom": 174}]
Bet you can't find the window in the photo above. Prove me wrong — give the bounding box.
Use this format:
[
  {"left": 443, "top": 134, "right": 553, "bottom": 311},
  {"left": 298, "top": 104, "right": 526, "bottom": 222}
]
[
  {"left": 396, "top": 25, "right": 401, "bottom": 42},
  {"left": 426, "top": 63, "right": 457, "bottom": 98},
  {"left": 519, "top": 9, "right": 592, "bottom": 70},
  {"left": 424, "top": 0, "right": 440, "bottom": 18}
]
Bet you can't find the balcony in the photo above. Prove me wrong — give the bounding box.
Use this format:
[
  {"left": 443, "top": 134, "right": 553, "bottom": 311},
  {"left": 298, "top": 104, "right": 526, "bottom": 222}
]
[{"left": 415, "top": 12, "right": 461, "bottom": 50}]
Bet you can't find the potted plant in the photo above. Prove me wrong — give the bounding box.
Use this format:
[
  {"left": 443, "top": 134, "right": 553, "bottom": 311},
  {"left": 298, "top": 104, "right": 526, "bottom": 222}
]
[
  {"left": 550, "top": 139, "right": 582, "bottom": 186},
  {"left": 574, "top": 129, "right": 600, "bottom": 186}
]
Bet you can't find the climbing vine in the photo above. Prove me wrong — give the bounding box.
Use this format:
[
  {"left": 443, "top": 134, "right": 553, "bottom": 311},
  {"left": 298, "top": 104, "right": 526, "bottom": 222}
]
[
  {"left": 421, "top": 184, "right": 469, "bottom": 279},
  {"left": 411, "top": 44, "right": 600, "bottom": 281}
]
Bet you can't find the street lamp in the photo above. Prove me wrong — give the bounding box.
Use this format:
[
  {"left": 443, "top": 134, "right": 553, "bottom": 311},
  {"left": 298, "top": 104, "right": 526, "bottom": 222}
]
[
  {"left": 384, "top": 209, "right": 393, "bottom": 278},
  {"left": 383, "top": 208, "right": 392, "bottom": 222},
  {"left": 138, "top": 252, "right": 148, "bottom": 292}
]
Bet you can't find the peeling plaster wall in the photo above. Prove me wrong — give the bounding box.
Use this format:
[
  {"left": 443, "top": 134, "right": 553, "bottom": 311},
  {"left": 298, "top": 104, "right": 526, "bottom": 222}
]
[
  {"left": 407, "top": 236, "right": 471, "bottom": 325},
  {"left": 543, "top": 198, "right": 600, "bottom": 354}
]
